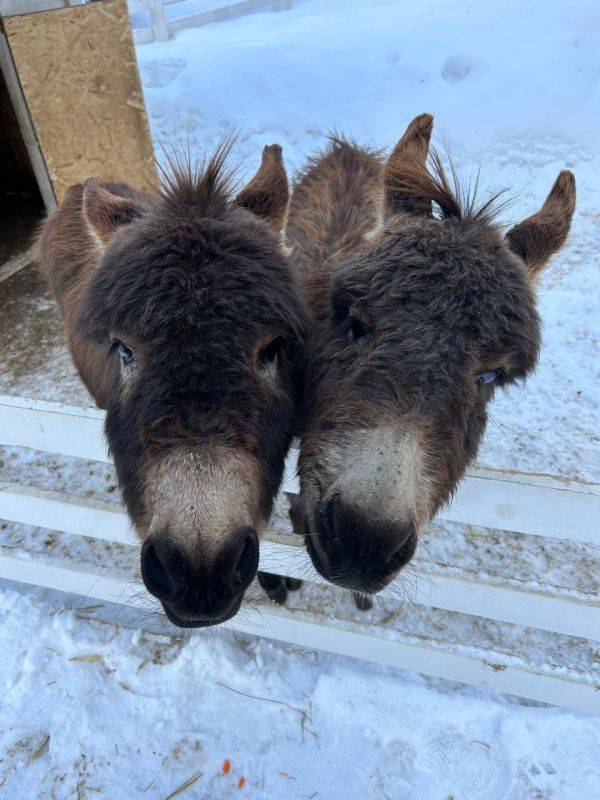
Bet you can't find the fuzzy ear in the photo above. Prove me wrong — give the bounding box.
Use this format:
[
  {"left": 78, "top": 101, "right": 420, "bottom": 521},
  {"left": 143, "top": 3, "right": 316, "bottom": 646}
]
[
  {"left": 82, "top": 177, "right": 146, "bottom": 246},
  {"left": 384, "top": 113, "right": 434, "bottom": 217},
  {"left": 506, "top": 171, "right": 576, "bottom": 275},
  {"left": 236, "top": 144, "right": 289, "bottom": 230}
]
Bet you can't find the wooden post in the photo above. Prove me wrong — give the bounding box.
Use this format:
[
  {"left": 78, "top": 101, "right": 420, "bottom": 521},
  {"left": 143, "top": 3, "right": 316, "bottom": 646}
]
[{"left": 148, "top": 0, "right": 169, "bottom": 41}]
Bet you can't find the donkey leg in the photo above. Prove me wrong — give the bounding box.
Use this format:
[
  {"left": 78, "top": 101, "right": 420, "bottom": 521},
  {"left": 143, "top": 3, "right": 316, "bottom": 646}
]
[
  {"left": 353, "top": 592, "right": 373, "bottom": 611},
  {"left": 288, "top": 493, "right": 304, "bottom": 535},
  {"left": 258, "top": 571, "right": 288, "bottom": 605},
  {"left": 285, "top": 577, "right": 303, "bottom": 592}
]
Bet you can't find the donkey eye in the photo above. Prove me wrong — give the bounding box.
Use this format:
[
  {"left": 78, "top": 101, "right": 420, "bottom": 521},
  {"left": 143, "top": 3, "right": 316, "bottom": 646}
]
[
  {"left": 346, "top": 314, "right": 369, "bottom": 343},
  {"left": 258, "top": 336, "right": 284, "bottom": 369},
  {"left": 475, "top": 369, "right": 501, "bottom": 386},
  {"left": 111, "top": 339, "right": 135, "bottom": 365}
]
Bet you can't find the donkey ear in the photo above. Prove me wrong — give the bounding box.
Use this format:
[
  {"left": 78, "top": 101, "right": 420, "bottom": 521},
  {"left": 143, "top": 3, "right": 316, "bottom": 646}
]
[
  {"left": 82, "top": 177, "right": 145, "bottom": 246},
  {"left": 506, "top": 171, "right": 576, "bottom": 275},
  {"left": 236, "top": 144, "right": 289, "bottom": 230},
  {"left": 384, "top": 113, "right": 434, "bottom": 217}
]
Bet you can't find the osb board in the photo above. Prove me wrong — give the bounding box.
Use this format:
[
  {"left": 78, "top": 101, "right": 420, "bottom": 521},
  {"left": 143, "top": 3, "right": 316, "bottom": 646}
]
[{"left": 4, "top": 0, "right": 157, "bottom": 201}]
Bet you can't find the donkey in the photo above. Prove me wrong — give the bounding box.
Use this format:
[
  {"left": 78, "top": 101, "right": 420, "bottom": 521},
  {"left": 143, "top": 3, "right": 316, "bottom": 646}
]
[
  {"left": 286, "top": 114, "right": 576, "bottom": 598},
  {"left": 38, "top": 142, "right": 310, "bottom": 627}
]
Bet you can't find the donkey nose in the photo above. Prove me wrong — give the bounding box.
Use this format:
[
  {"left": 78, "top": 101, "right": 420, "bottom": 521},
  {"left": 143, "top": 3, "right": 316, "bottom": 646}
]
[
  {"left": 140, "top": 528, "right": 259, "bottom": 626},
  {"left": 310, "top": 495, "right": 417, "bottom": 592}
]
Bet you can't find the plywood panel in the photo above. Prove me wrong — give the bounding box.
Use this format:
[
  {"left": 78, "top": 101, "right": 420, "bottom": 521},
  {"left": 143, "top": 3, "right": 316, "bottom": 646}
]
[{"left": 4, "top": 0, "right": 157, "bottom": 201}]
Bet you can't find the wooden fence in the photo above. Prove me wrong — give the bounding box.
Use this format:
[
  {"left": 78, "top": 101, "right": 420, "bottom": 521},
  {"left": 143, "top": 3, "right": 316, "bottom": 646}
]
[
  {"left": 128, "top": 0, "right": 293, "bottom": 44},
  {"left": 0, "top": 394, "right": 599, "bottom": 714}
]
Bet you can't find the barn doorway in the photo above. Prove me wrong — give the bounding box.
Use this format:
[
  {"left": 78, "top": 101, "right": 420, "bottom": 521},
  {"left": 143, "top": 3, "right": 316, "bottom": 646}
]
[{"left": 0, "top": 65, "right": 45, "bottom": 281}]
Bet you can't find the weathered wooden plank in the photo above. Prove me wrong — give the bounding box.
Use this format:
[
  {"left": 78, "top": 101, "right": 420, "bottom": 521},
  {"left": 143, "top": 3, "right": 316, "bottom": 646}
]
[
  {"left": 167, "top": 0, "right": 290, "bottom": 35},
  {"left": 0, "top": 396, "right": 107, "bottom": 462},
  {"left": 0, "top": 483, "right": 134, "bottom": 544},
  {"left": 0, "top": 1, "right": 68, "bottom": 15},
  {"left": 0, "top": 550, "right": 597, "bottom": 715},
  {"left": 437, "top": 469, "right": 600, "bottom": 543},
  {"left": 0, "top": 247, "right": 35, "bottom": 284}
]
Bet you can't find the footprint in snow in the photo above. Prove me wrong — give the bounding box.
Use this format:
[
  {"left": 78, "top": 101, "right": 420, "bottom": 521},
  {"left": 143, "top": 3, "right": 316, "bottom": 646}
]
[
  {"left": 377, "top": 741, "right": 440, "bottom": 799},
  {"left": 141, "top": 58, "right": 187, "bottom": 89},
  {"left": 420, "top": 732, "right": 513, "bottom": 800},
  {"left": 442, "top": 53, "right": 477, "bottom": 82}
]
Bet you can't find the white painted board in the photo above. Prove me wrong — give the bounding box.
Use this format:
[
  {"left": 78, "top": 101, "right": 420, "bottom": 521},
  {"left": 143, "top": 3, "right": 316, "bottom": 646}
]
[
  {"left": 1, "top": 396, "right": 598, "bottom": 545},
  {"left": 0, "top": 550, "right": 597, "bottom": 716},
  {"left": 2, "top": 481, "right": 599, "bottom": 641}
]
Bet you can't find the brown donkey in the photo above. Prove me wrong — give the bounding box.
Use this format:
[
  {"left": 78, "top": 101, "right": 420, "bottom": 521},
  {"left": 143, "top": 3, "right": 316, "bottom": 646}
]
[
  {"left": 286, "top": 115, "right": 576, "bottom": 597},
  {"left": 38, "top": 142, "right": 310, "bottom": 627}
]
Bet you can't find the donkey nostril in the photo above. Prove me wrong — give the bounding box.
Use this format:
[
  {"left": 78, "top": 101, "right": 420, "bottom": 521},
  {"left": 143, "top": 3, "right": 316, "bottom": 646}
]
[
  {"left": 141, "top": 540, "right": 175, "bottom": 601},
  {"left": 316, "top": 493, "right": 340, "bottom": 544},
  {"left": 386, "top": 523, "right": 418, "bottom": 571},
  {"left": 230, "top": 529, "right": 259, "bottom": 590}
]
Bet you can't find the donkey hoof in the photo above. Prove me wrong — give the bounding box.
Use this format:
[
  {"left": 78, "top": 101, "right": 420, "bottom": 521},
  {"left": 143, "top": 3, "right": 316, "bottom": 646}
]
[
  {"left": 267, "top": 580, "right": 288, "bottom": 605},
  {"left": 353, "top": 592, "right": 373, "bottom": 611},
  {"left": 285, "top": 577, "right": 303, "bottom": 592},
  {"left": 258, "top": 572, "right": 288, "bottom": 605}
]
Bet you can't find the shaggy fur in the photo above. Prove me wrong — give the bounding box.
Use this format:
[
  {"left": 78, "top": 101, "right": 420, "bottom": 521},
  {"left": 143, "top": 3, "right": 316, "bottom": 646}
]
[
  {"left": 38, "top": 141, "right": 310, "bottom": 625},
  {"left": 287, "top": 114, "right": 576, "bottom": 594},
  {"left": 285, "top": 137, "right": 383, "bottom": 282}
]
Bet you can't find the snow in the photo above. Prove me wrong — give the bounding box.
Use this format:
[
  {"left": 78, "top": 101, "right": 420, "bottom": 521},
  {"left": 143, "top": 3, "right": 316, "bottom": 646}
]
[
  {"left": 2, "top": 0, "right": 600, "bottom": 797},
  {"left": 2, "top": 587, "right": 600, "bottom": 800}
]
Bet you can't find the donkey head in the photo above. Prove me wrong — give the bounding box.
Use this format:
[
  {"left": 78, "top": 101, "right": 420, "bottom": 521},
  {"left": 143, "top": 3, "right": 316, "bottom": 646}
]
[
  {"left": 78, "top": 143, "right": 308, "bottom": 626},
  {"left": 298, "top": 115, "right": 575, "bottom": 594}
]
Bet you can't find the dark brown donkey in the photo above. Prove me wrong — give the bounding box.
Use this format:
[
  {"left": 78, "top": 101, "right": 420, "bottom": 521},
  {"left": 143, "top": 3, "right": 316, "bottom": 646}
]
[
  {"left": 287, "top": 114, "right": 576, "bottom": 598},
  {"left": 38, "top": 142, "right": 309, "bottom": 627}
]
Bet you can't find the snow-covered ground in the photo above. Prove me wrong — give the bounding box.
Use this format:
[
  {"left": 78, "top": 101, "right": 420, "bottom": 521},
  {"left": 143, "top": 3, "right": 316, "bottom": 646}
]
[
  {"left": 1, "top": 1, "right": 599, "bottom": 797},
  {"left": 2, "top": 585, "right": 600, "bottom": 800}
]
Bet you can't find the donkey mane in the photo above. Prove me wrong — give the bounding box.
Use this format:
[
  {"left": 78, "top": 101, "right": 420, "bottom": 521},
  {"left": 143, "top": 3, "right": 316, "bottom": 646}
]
[
  {"left": 387, "top": 148, "right": 509, "bottom": 225},
  {"left": 157, "top": 137, "right": 239, "bottom": 216},
  {"left": 314, "top": 134, "right": 382, "bottom": 169}
]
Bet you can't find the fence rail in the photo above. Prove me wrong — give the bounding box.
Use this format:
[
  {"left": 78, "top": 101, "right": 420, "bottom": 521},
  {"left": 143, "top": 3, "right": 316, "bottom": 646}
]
[
  {"left": 1, "top": 547, "right": 597, "bottom": 715},
  {"left": 1, "top": 395, "right": 597, "bottom": 543},
  {"left": 128, "top": 0, "right": 293, "bottom": 44},
  {"left": 2, "top": 478, "right": 600, "bottom": 641},
  {"left": 1, "top": 394, "right": 599, "bottom": 713}
]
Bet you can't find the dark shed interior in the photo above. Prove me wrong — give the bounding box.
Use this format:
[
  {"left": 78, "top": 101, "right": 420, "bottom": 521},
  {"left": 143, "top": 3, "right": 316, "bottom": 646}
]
[{"left": 0, "top": 67, "right": 44, "bottom": 269}]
